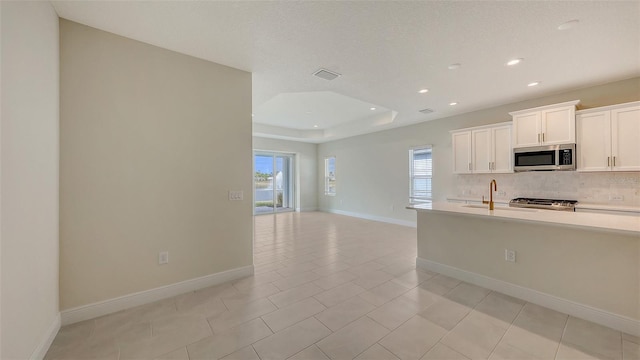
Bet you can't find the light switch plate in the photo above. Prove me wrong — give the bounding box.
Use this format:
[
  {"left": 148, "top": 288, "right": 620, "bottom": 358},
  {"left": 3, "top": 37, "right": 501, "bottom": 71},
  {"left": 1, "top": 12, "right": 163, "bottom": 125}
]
[
  {"left": 229, "top": 190, "right": 243, "bottom": 201},
  {"left": 159, "top": 251, "right": 169, "bottom": 265},
  {"left": 505, "top": 249, "right": 516, "bottom": 263}
]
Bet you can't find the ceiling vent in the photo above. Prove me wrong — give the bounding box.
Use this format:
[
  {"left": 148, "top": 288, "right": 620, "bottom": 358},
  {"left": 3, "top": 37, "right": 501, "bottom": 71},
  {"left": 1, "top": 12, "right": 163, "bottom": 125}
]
[
  {"left": 313, "top": 68, "right": 341, "bottom": 81},
  {"left": 419, "top": 108, "right": 434, "bottom": 114}
]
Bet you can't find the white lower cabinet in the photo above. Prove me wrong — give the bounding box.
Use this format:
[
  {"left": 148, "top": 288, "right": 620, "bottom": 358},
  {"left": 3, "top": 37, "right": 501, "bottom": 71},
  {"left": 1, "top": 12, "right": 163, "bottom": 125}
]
[
  {"left": 577, "top": 101, "right": 640, "bottom": 172},
  {"left": 452, "top": 123, "right": 512, "bottom": 174}
]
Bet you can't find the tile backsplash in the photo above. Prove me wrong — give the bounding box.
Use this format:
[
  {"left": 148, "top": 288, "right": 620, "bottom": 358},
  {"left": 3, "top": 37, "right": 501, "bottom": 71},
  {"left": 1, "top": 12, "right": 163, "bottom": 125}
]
[{"left": 453, "top": 171, "right": 640, "bottom": 207}]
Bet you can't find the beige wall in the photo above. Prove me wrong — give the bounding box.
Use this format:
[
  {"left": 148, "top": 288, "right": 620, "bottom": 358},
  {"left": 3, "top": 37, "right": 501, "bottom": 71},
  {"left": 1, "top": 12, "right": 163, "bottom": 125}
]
[
  {"left": 317, "top": 77, "right": 640, "bottom": 224},
  {"left": 60, "top": 20, "right": 253, "bottom": 310},
  {"left": 1, "top": 2, "right": 60, "bottom": 358},
  {"left": 253, "top": 137, "right": 318, "bottom": 211},
  {"left": 417, "top": 211, "right": 639, "bottom": 321}
]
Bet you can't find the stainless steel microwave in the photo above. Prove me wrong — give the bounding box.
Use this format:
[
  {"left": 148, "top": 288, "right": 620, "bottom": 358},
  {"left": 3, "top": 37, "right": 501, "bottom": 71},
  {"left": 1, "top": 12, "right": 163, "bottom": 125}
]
[{"left": 513, "top": 144, "right": 576, "bottom": 171}]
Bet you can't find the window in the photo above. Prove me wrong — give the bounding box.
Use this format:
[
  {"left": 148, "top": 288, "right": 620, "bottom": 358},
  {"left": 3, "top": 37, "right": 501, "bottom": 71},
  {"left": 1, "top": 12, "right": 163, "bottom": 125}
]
[
  {"left": 409, "top": 146, "right": 432, "bottom": 203},
  {"left": 324, "top": 156, "right": 336, "bottom": 196}
]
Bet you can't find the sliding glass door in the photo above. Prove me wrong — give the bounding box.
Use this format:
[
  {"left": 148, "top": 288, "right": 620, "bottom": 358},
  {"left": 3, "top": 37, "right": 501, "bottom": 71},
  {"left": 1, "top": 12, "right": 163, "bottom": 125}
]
[{"left": 254, "top": 152, "right": 295, "bottom": 214}]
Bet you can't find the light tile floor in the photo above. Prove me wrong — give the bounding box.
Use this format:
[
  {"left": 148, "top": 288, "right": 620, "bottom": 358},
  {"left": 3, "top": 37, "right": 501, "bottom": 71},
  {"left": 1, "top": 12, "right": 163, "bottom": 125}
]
[{"left": 46, "top": 212, "right": 639, "bottom": 360}]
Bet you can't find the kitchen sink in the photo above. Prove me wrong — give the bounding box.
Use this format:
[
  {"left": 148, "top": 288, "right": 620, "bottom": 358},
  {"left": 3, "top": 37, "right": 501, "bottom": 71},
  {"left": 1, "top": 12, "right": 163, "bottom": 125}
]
[{"left": 462, "top": 204, "right": 538, "bottom": 212}]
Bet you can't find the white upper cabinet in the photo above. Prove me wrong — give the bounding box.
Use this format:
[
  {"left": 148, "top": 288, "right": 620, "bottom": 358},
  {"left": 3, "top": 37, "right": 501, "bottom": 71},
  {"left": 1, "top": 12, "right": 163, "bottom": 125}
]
[
  {"left": 511, "top": 112, "right": 540, "bottom": 147},
  {"left": 612, "top": 105, "right": 640, "bottom": 171},
  {"left": 510, "top": 100, "right": 579, "bottom": 148},
  {"left": 452, "top": 131, "right": 472, "bottom": 174},
  {"left": 451, "top": 123, "right": 512, "bottom": 174},
  {"left": 492, "top": 125, "right": 512, "bottom": 173},
  {"left": 577, "top": 102, "right": 640, "bottom": 172},
  {"left": 576, "top": 111, "right": 611, "bottom": 171},
  {"left": 471, "top": 128, "right": 491, "bottom": 173}
]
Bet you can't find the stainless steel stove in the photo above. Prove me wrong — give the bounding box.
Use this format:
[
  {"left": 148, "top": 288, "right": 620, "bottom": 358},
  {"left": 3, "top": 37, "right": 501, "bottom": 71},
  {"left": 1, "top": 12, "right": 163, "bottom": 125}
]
[{"left": 509, "top": 198, "right": 578, "bottom": 212}]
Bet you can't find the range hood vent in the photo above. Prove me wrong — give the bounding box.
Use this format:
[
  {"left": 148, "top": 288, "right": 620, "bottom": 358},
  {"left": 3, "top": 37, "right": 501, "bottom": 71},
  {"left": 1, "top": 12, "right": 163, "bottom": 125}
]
[
  {"left": 419, "top": 108, "right": 434, "bottom": 114},
  {"left": 313, "top": 68, "right": 341, "bottom": 81}
]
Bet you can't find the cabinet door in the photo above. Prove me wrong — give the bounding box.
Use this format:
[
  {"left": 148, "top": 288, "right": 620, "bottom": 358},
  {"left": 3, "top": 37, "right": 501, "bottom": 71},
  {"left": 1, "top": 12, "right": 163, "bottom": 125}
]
[
  {"left": 452, "top": 131, "right": 472, "bottom": 174},
  {"left": 541, "top": 106, "right": 575, "bottom": 145},
  {"left": 611, "top": 105, "right": 640, "bottom": 171},
  {"left": 492, "top": 126, "right": 512, "bottom": 173},
  {"left": 576, "top": 111, "right": 611, "bottom": 172},
  {"left": 472, "top": 129, "right": 491, "bottom": 173},
  {"left": 512, "top": 112, "right": 541, "bottom": 148}
]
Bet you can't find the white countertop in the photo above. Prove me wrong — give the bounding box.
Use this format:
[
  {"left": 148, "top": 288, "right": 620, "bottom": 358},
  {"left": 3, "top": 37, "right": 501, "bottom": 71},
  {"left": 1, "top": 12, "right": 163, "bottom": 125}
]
[
  {"left": 446, "top": 196, "right": 510, "bottom": 205},
  {"left": 447, "top": 197, "right": 640, "bottom": 214},
  {"left": 409, "top": 202, "right": 640, "bottom": 236},
  {"left": 575, "top": 202, "right": 640, "bottom": 213}
]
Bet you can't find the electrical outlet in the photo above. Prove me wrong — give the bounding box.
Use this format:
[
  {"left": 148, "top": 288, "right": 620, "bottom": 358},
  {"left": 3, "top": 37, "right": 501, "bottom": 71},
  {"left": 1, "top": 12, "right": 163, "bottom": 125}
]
[
  {"left": 228, "top": 190, "right": 243, "bottom": 201},
  {"left": 159, "top": 251, "right": 169, "bottom": 265},
  {"left": 609, "top": 195, "right": 624, "bottom": 201},
  {"left": 505, "top": 249, "right": 516, "bottom": 263}
]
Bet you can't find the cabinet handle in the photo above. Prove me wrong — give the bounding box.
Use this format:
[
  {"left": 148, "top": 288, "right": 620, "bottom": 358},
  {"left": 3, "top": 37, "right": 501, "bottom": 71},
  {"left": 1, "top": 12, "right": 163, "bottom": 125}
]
[
  {"left": 538, "top": 133, "right": 540, "bottom": 143},
  {"left": 542, "top": 133, "right": 545, "bottom": 142},
  {"left": 613, "top": 156, "right": 616, "bottom": 166},
  {"left": 608, "top": 157, "right": 610, "bottom": 167},
  {"left": 489, "top": 161, "right": 491, "bottom": 170},
  {"left": 468, "top": 163, "right": 472, "bottom": 171}
]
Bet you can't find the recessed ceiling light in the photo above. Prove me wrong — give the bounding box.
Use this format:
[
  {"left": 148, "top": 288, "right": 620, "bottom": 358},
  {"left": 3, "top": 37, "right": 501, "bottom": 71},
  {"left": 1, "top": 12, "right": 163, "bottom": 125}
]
[
  {"left": 558, "top": 19, "right": 579, "bottom": 30},
  {"left": 528, "top": 81, "right": 540, "bottom": 87},
  {"left": 448, "top": 63, "right": 461, "bottom": 70},
  {"left": 313, "top": 125, "right": 319, "bottom": 128},
  {"left": 506, "top": 58, "right": 523, "bottom": 66},
  {"left": 370, "top": 107, "right": 376, "bottom": 110},
  {"left": 418, "top": 89, "right": 429, "bottom": 94},
  {"left": 449, "top": 102, "right": 458, "bottom": 106}
]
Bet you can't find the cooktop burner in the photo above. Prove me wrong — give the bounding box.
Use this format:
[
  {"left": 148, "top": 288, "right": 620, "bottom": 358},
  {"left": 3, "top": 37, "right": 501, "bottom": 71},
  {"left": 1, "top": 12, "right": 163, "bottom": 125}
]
[{"left": 509, "top": 198, "right": 578, "bottom": 211}]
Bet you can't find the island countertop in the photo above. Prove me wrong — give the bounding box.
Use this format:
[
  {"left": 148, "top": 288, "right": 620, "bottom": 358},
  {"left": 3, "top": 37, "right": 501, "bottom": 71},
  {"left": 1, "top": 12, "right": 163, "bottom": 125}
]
[{"left": 408, "top": 202, "right": 640, "bottom": 236}]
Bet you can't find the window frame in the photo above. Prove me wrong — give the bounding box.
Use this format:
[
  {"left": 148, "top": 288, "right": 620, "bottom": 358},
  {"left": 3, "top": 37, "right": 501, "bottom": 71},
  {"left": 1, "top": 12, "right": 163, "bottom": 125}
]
[
  {"left": 324, "top": 156, "right": 336, "bottom": 196},
  {"left": 409, "top": 146, "right": 433, "bottom": 204}
]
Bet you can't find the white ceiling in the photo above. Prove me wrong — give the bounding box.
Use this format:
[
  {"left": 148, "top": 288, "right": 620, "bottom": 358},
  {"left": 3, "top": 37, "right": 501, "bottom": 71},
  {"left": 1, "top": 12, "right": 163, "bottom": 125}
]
[{"left": 51, "top": 1, "right": 640, "bottom": 143}]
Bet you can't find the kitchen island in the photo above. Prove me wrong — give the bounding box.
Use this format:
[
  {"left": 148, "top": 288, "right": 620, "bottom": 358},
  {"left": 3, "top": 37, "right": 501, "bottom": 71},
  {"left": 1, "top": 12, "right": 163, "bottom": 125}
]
[{"left": 409, "top": 202, "right": 640, "bottom": 335}]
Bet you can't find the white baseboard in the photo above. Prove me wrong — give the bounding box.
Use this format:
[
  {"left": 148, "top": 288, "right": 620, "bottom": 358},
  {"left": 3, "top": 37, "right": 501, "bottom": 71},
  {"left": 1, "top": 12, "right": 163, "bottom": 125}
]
[
  {"left": 322, "top": 209, "right": 417, "bottom": 228},
  {"left": 297, "top": 207, "right": 318, "bottom": 212},
  {"left": 60, "top": 265, "right": 254, "bottom": 326},
  {"left": 31, "top": 313, "right": 60, "bottom": 360},
  {"left": 416, "top": 257, "right": 640, "bottom": 337}
]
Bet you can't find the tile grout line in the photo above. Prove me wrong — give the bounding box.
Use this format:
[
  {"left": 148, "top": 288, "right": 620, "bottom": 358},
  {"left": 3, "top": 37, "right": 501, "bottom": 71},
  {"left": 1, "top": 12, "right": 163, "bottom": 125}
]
[
  {"left": 485, "top": 296, "right": 527, "bottom": 359},
  {"left": 376, "top": 341, "right": 402, "bottom": 360},
  {"left": 250, "top": 344, "right": 263, "bottom": 360},
  {"left": 553, "top": 313, "right": 570, "bottom": 360}
]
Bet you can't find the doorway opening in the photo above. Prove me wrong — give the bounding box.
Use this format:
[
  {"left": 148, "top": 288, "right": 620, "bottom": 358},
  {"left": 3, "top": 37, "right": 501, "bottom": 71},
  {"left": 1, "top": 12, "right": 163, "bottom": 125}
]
[{"left": 254, "top": 152, "right": 295, "bottom": 214}]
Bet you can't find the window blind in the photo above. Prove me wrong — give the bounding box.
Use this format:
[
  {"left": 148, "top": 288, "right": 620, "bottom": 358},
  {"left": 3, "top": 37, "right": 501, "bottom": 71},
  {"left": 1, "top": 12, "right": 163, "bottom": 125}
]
[{"left": 409, "top": 147, "right": 432, "bottom": 203}]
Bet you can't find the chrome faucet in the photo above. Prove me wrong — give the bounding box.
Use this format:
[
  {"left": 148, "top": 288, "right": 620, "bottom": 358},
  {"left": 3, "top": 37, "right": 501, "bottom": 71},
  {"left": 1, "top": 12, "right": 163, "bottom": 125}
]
[{"left": 482, "top": 179, "right": 498, "bottom": 210}]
